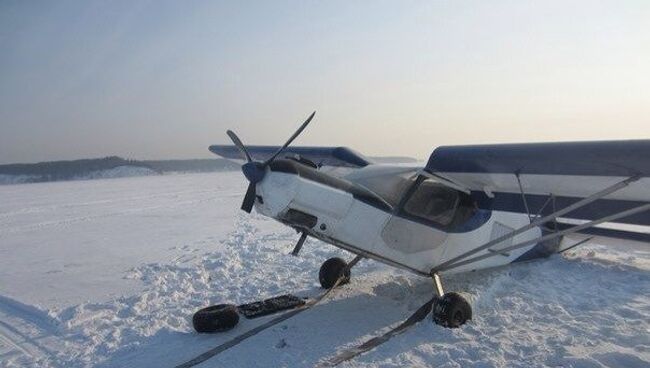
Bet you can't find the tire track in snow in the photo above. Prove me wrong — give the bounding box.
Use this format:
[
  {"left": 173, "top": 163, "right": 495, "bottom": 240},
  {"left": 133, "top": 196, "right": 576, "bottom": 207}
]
[
  {"left": 0, "top": 195, "right": 229, "bottom": 238},
  {"left": 0, "top": 319, "right": 41, "bottom": 360},
  {"left": 0, "top": 295, "right": 61, "bottom": 366},
  {"left": 0, "top": 187, "right": 239, "bottom": 221},
  {"left": 0, "top": 183, "right": 241, "bottom": 237}
]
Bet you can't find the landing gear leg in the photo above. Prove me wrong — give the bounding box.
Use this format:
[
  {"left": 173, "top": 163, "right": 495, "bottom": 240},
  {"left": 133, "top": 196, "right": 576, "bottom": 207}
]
[
  {"left": 319, "top": 255, "right": 362, "bottom": 289},
  {"left": 346, "top": 254, "right": 363, "bottom": 270},
  {"left": 431, "top": 272, "right": 472, "bottom": 328},
  {"left": 433, "top": 273, "right": 444, "bottom": 298},
  {"left": 290, "top": 232, "right": 308, "bottom": 256}
]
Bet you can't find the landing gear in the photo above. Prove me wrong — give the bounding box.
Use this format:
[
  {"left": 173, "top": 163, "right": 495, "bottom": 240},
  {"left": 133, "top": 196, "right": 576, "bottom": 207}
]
[
  {"left": 192, "top": 255, "right": 364, "bottom": 334},
  {"left": 318, "top": 255, "right": 363, "bottom": 289},
  {"left": 432, "top": 292, "right": 472, "bottom": 328},
  {"left": 430, "top": 273, "right": 472, "bottom": 328},
  {"left": 319, "top": 257, "right": 350, "bottom": 288}
]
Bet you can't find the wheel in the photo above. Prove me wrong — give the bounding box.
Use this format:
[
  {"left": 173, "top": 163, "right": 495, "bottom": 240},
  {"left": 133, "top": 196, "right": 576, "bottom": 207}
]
[
  {"left": 193, "top": 304, "right": 240, "bottom": 333},
  {"left": 432, "top": 292, "right": 472, "bottom": 328},
  {"left": 319, "top": 257, "right": 351, "bottom": 289}
]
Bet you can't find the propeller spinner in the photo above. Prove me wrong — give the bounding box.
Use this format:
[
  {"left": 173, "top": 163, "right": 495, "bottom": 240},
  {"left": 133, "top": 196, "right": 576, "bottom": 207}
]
[{"left": 226, "top": 111, "right": 316, "bottom": 213}]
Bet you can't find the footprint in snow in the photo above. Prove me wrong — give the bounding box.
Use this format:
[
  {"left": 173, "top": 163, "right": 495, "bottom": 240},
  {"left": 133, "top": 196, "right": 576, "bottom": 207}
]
[{"left": 275, "top": 338, "right": 288, "bottom": 348}]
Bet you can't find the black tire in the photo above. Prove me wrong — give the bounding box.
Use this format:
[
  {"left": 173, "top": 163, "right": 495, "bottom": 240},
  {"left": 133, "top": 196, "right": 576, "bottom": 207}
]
[
  {"left": 432, "top": 292, "right": 472, "bottom": 328},
  {"left": 193, "top": 304, "right": 240, "bottom": 333},
  {"left": 319, "top": 257, "right": 350, "bottom": 289}
]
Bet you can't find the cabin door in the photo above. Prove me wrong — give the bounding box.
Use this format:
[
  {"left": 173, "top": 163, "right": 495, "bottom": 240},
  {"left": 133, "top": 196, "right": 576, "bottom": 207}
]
[{"left": 380, "top": 176, "right": 452, "bottom": 254}]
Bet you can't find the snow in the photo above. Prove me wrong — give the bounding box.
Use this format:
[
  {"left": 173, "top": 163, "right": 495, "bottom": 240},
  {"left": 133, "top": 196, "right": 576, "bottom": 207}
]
[{"left": 0, "top": 172, "right": 648, "bottom": 368}]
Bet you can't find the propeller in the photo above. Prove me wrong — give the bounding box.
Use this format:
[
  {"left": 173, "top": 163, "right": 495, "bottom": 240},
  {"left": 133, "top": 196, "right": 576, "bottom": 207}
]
[{"left": 227, "top": 111, "right": 316, "bottom": 213}]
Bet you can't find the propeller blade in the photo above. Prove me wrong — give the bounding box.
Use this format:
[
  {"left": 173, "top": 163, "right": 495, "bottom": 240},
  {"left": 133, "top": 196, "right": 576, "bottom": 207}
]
[
  {"left": 241, "top": 182, "right": 257, "bottom": 213},
  {"left": 227, "top": 130, "right": 253, "bottom": 163},
  {"left": 263, "top": 111, "right": 316, "bottom": 166}
]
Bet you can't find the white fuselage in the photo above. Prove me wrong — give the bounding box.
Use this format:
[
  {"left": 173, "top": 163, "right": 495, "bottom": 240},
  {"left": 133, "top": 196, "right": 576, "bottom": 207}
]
[{"left": 255, "top": 168, "right": 542, "bottom": 276}]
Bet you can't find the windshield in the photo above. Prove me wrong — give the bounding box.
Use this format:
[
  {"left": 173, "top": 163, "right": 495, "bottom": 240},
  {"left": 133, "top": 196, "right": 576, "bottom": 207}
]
[{"left": 351, "top": 170, "right": 418, "bottom": 208}]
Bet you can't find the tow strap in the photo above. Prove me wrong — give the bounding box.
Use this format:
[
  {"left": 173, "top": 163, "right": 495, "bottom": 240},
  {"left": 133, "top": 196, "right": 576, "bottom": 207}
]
[
  {"left": 175, "top": 278, "right": 344, "bottom": 368},
  {"left": 318, "top": 297, "right": 436, "bottom": 367}
]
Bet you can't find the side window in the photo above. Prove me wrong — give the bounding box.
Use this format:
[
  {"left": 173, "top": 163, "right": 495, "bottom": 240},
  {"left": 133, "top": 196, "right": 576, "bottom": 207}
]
[{"left": 402, "top": 178, "right": 460, "bottom": 226}]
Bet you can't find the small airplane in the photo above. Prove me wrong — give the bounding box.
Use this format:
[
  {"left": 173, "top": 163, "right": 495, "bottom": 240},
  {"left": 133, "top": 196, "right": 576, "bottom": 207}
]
[{"left": 208, "top": 111, "right": 650, "bottom": 329}]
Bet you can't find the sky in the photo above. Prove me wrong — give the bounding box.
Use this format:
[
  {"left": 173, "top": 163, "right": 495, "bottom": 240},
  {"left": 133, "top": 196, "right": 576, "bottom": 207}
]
[{"left": 1, "top": 0, "right": 649, "bottom": 164}]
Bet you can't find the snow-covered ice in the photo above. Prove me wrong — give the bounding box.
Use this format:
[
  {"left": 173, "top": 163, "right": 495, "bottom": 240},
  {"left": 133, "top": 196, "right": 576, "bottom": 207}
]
[
  {"left": 0, "top": 175, "right": 40, "bottom": 186},
  {"left": 0, "top": 172, "right": 648, "bottom": 367},
  {"left": 73, "top": 166, "right": 158, "bottom": 181}
]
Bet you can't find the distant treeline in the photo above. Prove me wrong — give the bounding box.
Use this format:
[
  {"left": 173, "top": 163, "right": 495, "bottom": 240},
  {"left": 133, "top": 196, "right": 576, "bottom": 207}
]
[
  {"left": 143, "top": 159, "right": 239, "bottom": 173},
  {"left": 0, "top": 156, "right": 239, "bottom": 183},
  {"left": 0, "top": 155, "right": 419, "bottom": 185}
]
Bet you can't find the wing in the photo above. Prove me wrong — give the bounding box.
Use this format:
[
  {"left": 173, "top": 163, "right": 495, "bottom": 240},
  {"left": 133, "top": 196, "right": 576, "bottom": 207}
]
[
  {"left": 209, "top": 145, "right": 371, "bottom": 168},
  {"left": 426, "top": 140, "right": 650, "bottom": 233}
]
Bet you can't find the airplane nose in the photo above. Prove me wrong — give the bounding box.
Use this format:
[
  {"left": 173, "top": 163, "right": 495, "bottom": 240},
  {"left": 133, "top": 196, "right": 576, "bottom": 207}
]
[
  {"left": 226, "top": 111, "right": 315, "bottom": 213},
  {"left": 242, "top": 162, "right": 266, "bottom": 184}
]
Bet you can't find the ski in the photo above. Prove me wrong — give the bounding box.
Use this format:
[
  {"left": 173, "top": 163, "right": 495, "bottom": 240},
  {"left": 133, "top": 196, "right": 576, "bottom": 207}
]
[{"left": 238, "top": 294, "right": 306, "bottom": 319}]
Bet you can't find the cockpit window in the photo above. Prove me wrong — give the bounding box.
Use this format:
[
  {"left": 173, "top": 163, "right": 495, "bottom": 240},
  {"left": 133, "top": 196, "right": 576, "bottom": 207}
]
[
  {"left": 352, "top": 171, "right": 417, "bottom": 208},
  {"left": 402, "top": 178, "right": 461, "bottom": 226},
  {"left": 349, "top": 170, "right": 478, "bottom": 228}
]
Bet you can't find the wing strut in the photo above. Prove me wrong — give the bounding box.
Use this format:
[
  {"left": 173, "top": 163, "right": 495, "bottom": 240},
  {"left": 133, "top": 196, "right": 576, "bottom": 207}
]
[
  {"left": 558, "top": 236, "right": 594, "bottom": 254},
  {"left": 515, "top": 172, "right": 532, "bottom": 221},
  {"left": 435, "top": 202, "right": 650, "bottom": 272},
  {"left": 430, "top": 174, "right": 643, "bottom": 274},
  {"left": 420, "top": 170, "right": 471, "bottom": 194}
]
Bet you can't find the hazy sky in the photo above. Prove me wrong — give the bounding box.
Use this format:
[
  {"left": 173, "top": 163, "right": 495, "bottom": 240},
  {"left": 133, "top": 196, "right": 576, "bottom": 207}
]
[{"left": 1, "top": 1, "right": 649, "bottom": 164}]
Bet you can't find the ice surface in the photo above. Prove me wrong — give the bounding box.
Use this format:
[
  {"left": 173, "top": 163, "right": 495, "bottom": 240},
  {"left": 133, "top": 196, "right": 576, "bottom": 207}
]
[
  {"left": 0, "top": 172, "right": 648, "bottom": 367},
  {"left": 0, "top": 175, "right": 40, "bottom": 185}
]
